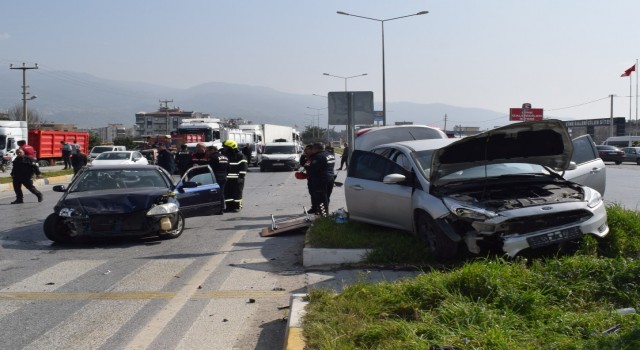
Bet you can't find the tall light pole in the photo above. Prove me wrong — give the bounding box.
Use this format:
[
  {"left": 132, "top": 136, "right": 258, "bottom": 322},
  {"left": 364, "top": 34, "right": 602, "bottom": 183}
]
[
  {"left": 337, "top": 10, "right": 428, "bottom": 126},
  {"left": 10, "top": 62, "right": 39, "bottom": 125},
  {"left": 312, "top": 94, "right": 332, "bottom": 141},
  {"left": 322, "top": 73, "right": 367, "bottom": 91},
  {"left": 306, "top": 106, "right": 327, "bottom": 140}
]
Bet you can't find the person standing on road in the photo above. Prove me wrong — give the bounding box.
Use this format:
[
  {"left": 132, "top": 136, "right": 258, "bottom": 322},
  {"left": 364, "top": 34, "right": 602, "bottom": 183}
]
[
  {"left": 71, "top": 147, "right": 88, "bottom": 175},
  {"left": 337, "top": 143, "right": 349, "bottom": 170},
  {"left": 208, "top": 146, "right": 229, "bottom": 213},
  {"left": 175, "top": 144, "right": 193, "bottom": 176},
  {"left": 222, "top": 140, "right": 248, "bottom": 212},
  {"left": 298, "top": 144, "right": 315, "bottom": 213},
  {"left": 60, "top": 140, "right": 72, "bottom": 169},
  {"left": 157, "top": 144, "right": 175, "bottom": 175},
  {"left": 307, "top": 142, "right": 336, "bottom": 216},
  {"left": 241, "top": 143, "right": 252, "bottom": 166},
  {"left": 10, "top": 148, "right": 43, "bottom": 204}
]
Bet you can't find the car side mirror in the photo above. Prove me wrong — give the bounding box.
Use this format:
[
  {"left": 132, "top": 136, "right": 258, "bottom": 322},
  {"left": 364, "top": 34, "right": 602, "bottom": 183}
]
[
  {"left": 567, "top": 161, "right": 578, "bottom": 170},
  {"left": 383, "top": 173, "right": 406, "bottom": 184},
  {"left": 182, "top": 181, "right": 198, "bottom": 188},
  {"left": 53, "top": 185, "right": 66, "bottom": 192}
]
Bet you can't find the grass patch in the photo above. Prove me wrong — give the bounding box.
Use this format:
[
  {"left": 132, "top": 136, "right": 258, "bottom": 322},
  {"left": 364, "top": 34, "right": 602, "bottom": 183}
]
[
  {"left": 303, "top": 204, "right": 640, "bottom": 349},
  {"left": 0, "top": 169, "right": 73, "bottom": 184}
]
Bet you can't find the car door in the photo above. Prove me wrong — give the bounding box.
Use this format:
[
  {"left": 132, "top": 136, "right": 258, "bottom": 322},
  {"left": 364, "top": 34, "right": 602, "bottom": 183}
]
[
  {"left": 563, "top": 134, "right": 606, "bottom": 195},
  {"left": 174, "top": 165, "right": 221, "bottom": 217},
  {"left": 344, "top": 150, "right": 413, "bottom": 231}
]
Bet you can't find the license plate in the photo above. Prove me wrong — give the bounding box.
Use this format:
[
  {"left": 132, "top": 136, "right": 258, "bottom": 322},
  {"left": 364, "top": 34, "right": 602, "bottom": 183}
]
[
  {"left": 526, "top": 226, "right": 582, "bottom": 248},
  {"left": 272, "top": 163, "right": 284, "bottom": 166}
]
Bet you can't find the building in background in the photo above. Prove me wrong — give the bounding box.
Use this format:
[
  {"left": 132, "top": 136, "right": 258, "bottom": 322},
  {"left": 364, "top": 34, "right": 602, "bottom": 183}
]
[
  {"left": 134, "top": 102, "right": 206, "bottom": 137},
  {"left": 91, "top": 124, "right": 127, "bottom": 144}
]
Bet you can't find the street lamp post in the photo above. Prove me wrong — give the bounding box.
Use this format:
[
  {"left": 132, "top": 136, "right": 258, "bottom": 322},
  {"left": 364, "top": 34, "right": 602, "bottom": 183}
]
[
  {"left": 306, "top": 106, "right": 327, "bottom": 140},
  {"left": 322, "top": 73, "right": 367, "bottom": 91},
  {"left": 10, "top": 62, "right": 39, "bottom": 125},
  {"left": 312, "top": 94, "right": 332, "bottom": 141},
  {"left": 337, "top": 10, "right": 428, "bottom": 126}
]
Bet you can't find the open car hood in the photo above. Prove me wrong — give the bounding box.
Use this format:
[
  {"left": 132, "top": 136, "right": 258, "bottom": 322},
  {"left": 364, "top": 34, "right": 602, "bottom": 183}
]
[{"left": 431, "top": 119, "right": 572, "bottom": 185}]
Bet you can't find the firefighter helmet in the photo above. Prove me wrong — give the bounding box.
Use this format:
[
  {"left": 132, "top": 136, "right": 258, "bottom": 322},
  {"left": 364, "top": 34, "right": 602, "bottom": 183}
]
[{"left": 223, "top": 140, "right": 238, "bottom": 149}]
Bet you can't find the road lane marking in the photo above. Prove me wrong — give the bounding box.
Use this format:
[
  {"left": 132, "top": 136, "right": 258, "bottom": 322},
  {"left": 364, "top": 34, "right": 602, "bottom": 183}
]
[{"left": 0, "top": 290, "right": 288, "bottom": 301}]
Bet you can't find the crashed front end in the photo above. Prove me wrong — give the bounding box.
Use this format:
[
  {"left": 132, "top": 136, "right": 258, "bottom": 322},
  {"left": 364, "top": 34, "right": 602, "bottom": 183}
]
[
  {"left": 54, "top": 191, "right": 181, "bottom": 238},
  {"left": 439, "top": 180, "right": 609, "bottom": 257}
]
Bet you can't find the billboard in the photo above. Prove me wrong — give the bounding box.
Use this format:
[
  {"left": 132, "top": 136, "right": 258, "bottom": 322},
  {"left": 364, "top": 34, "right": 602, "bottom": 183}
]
[{"left": 328, "top": 91, "right": 374, "bottom": 125}]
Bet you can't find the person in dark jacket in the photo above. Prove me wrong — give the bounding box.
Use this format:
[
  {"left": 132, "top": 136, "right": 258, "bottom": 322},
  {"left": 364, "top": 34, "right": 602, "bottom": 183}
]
[
  {"left": 222, "top": 140, "right": 248, "bottom": 212},
  {"left": 241, "top": 143, "right": 253, "bottom": 166},
  {"left": 71, "top": 147, "right": 88, "bottom": 175},
  {"left": 298, "top": 144, "right": 315, "bottom": 213},
  {"left": 307, "top": 142, "right": 335, "bottom": 216},
  {"left": 208, "top": 146, "right": 230, "bottom": 213},
  {"left": 156, "top": 144, "right": 175, "bottom": 175},
  {"left": 175, "top": 144, "right": 193, "bottom": 176},
  {"left": 337, "top": 143, "right": 349, "bottom": 170},
  {"left": 191, "top": 143, "right": 209, "bottom": 166},
  {"left": 10, "top": 148, "right": 43, "bottom": 204}
]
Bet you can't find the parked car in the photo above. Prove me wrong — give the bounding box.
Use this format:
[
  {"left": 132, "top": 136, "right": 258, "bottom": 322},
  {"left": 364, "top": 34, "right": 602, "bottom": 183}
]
[
  {"left": 621, "top": 147, "right": 640, "bottom": 165},
  {"left": 89, "top": 145, "right": 127, "bottom": 161},
  {"left": 355, "top": 124, "right": 448, "bottom": 151},
  {"left": 90, "top": 151, "right": 149, "bottom": 166},
  {"left": 259, "top": 141, "right": 301, "bottom": 171},
  {"left": 596, "top": 145, "right": 625, "bottom": 164},
  {"left": 43, "top": 164, "right": 222, "bottom": 243},
  {"left": 345, "top": 120, "right": 608, "bottom": 259}
]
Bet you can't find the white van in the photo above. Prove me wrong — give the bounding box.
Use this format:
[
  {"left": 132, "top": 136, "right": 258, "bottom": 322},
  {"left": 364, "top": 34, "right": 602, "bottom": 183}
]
[
  {"left": 258, "top": 141, "right": 301, "bottom": 172},
  {"left": 89, "top": 145, "right": 126, "bottom": 160}
]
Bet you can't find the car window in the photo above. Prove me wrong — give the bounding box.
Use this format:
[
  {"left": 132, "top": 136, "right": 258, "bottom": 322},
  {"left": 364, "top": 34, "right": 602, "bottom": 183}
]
[
  {"left": 350, "top": 150, "right": 406, "bottom": 182},
  {"left": 390, "top": 151, "right": 412, "bottom": 170},
  {"left": 185, "top": 167, "right": 216, "bottom": 185},
  {"left": 69, "top": 168, "right": 167, "bottom": 192},
  {"left": 572, "top": 136, "right": 598, "bottom": 165}
]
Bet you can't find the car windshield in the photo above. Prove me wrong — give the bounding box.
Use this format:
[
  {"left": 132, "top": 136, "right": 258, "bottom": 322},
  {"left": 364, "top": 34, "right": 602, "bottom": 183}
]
[
  {"left": 412, "top": 149, "right": 548, "bottom": 181},
  {"left": 69, "top": 168, "right": 169, "bottom": 192},
  {"left": 263, "top": 145, "right": 295, "bottom": 154},
  {"left": 92, "top": 146, "right": 114, "bottom": 154},
  {"left": 96, "top": 152, "right": 130, "bottom": 160}
]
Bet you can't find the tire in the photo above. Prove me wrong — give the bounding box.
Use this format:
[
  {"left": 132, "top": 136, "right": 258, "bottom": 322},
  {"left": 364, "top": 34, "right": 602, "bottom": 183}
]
[
  {"left": 615, "top": 161, "right": 622, "bottom": 165},
  {"left": 38, "top": 160, "right": 50, "bottom": 167},
  {"left": 416, "top": 212, "right": 459, "bottom": 260},
  {"left": 158, "top": 212, "right": 185, "bottom": 239},
  {"left": 43, "top": 213, "right": 75, "bottom": 243},
  {"left": 636, "top": 158, "right": 640, "bottom": 165}
]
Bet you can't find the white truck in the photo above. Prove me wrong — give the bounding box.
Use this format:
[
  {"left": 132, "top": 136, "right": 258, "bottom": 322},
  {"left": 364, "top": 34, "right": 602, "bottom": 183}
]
[
  {"left": 238, "top": 124, "right": 300, "bottom": 166},
  {"left": 0, "top": 120, "right": 28, "bottom": 158},
  {"left": 176, "top": 118, "right": 255, "bottom": 150}
]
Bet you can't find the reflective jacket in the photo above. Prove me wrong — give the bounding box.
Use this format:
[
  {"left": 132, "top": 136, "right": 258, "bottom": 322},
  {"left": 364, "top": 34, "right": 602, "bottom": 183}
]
[
  {"left": 208, "top": 151, "right": 230, "bottom": 181},
  {"left": 226, "top": 149, "right": 247, "bottom": 180}
]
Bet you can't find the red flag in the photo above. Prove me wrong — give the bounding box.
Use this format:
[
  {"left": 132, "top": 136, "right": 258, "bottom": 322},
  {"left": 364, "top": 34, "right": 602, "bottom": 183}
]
[{"left": 621, "top": 64, "right": 636, "bottom": 77}]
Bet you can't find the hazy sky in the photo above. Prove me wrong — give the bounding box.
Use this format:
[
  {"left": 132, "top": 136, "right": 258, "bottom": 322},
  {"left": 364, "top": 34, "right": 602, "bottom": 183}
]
[{"left": 1, "top": 0, "right": 639, "bottom": 128}]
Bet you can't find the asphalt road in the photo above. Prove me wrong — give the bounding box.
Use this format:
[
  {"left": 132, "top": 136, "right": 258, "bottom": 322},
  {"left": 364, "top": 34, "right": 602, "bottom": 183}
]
[{"left": 0, "top": 165, "right": 347, "bottom": 350}]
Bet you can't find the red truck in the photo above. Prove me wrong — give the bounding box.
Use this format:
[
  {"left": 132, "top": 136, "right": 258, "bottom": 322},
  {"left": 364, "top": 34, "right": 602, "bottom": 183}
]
[
  {"left": 28, "top": 130, "right": 90, "bottom": 166},
  {"left": 143, "top": 133, "right": 204, "bottom": 150}
]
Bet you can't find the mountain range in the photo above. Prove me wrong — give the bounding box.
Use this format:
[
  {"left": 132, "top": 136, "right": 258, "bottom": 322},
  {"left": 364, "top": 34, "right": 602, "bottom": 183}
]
[{"left": 0, "top": 70, "right": 507, "bottom": 131}]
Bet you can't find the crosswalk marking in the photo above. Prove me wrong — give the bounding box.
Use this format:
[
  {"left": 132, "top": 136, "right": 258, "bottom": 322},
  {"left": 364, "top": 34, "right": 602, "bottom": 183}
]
[
  {"left": 2, "top": 260, "right": 106, "bottom": 293},
  {"left": 0, "top": 290, "right": 288, "bottom": 301}
]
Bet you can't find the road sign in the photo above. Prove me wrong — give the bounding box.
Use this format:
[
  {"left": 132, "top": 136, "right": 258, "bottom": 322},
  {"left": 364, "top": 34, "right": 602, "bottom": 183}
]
[
  {"left": 509, "top": 107, "right": 543, "bottom": 121},
  {"left": 328, "top": 91, "right": 374, "bottom": 125}
]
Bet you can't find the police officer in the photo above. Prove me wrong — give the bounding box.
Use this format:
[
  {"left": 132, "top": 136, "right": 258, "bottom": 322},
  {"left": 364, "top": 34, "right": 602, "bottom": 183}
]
[
  {"left": 175, "top": 144, "right": 193, "bottom": 176},
  {"left": 208, "top": 146, "right": 229, "bottom": 214},
  {"left": 222, "top": 140, "right": 248, "bottom": 212},
  {"left": 307, "top": 142, "right": 335, "bottom": 216},
  {"left": 10, "top": 148, "right": 43, "bottom": 204}
]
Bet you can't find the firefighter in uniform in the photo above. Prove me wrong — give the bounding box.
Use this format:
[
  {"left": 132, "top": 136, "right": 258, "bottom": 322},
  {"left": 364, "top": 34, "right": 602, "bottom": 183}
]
[
  {"left": 222, "top": 140, "right": 248, "bottom": 212},
  {"left": 175, "top": 144, "right": 193, "bottom": 176},
  {"left": 307, "top": 142, "right": 335, "bottom": 217},
  {"left": 207, "top": 146, "right": 229, "bottom": 213}
]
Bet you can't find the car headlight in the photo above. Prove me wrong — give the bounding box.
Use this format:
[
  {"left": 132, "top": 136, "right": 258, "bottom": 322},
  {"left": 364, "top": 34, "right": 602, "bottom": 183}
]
[
  {"left": 583, "top": 187, "right": 603, "bottom": 208},
  {"left": 288, "top": 155, "right": 296, "bottom": 160},
  {"left": 443, "top": 197, "right": 497, "bottom": 220},
  {"left": 147, "top": 203, "right": 179, "bottom": 216},
  {"left": 59, "top": 208, "right": 88, "bottom": 218},
  {"left": 261, "top": 155, "right": 270, "bottom": 160}
]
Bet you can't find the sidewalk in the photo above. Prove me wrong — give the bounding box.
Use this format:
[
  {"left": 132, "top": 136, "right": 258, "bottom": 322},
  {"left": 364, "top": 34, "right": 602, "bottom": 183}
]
[{"left": 0, "top": 164, "right": 73, "bottom": 192}]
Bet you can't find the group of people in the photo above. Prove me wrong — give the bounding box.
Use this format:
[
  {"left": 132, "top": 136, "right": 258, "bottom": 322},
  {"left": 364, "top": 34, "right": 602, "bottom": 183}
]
[
  {"left": 154, "top": 141, "right": 248, "bottom": 213},
  {"left": 298, "top": 142, "right": 339, "bottom": 217},
  {"left": 60, "top": 140, "right": 88, "bottom": 174}
]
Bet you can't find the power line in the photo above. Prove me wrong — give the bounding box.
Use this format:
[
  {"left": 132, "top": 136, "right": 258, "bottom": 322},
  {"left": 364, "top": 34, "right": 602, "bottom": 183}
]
[{"left": 546, "top": 96, "right": 611, "bottom": 111}]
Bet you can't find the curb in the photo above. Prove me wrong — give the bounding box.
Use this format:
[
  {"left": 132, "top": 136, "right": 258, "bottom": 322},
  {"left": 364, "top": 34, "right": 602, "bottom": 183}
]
[
  {"left": 283, "top": 294, "right": 308, "bottom": 350},
  {"left": 302, "top": 247, "right": 369, "bottom": 267},
  {"left": 0, "top": 174, "right": 72, "bottom": 192}
]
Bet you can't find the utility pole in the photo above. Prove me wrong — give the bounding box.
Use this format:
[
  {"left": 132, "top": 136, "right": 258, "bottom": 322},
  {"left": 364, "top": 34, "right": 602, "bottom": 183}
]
[
  {"left": 610, "top": 94, "right": 614, "bottom": 137},
  {"left": 10, "top": 62, "right": 39, "bottom": 125},
  {"left": 443, "top": 114, "right": 448, "bottom": 132},
  {"left": 159, "top": 99, "right": 173, "bottom": 135}
]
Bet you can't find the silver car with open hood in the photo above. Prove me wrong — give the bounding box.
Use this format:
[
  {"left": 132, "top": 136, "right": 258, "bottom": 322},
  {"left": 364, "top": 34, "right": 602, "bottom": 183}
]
[{"left": 345, "top": 120, "right": 608, "bottom": 259}]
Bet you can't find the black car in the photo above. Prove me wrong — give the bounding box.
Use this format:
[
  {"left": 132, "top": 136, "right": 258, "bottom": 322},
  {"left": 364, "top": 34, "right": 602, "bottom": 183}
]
[
  {"left": 596, "top": 145, "right": 625, "bottom": 164},
  {"left": 43, "top": 164, "right": 222, "bottom": 243}
]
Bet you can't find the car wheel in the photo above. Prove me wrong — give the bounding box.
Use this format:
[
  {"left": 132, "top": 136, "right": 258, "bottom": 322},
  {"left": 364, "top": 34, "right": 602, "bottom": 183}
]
[
  {"left": 43, "top": 213, "right": 75, "bottom": 243},
  {"left": 636, "top": 158, "right": 640, "bottom": 165},
  {"left": 158, "top": 212, "right": 185, "bottom": 239},
  {"left": 615, "top": 161, "right": 622, "bottom": 165},
  {"left": 416, "top": 212, "right": 459, "bottom": 260}
]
